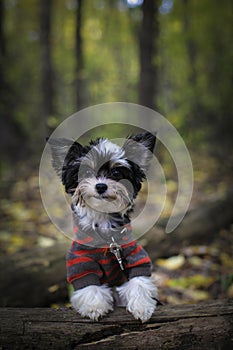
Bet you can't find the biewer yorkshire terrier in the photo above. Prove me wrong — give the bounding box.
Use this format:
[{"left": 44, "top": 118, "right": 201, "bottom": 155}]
[{"left": 48, "top": 131, "right": 158, "bottom": 322}]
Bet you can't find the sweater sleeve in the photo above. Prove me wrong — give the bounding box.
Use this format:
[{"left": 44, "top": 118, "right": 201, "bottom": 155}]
[
  {"left": 122, "top": 241, "right": 152, "bottom": 279},
  {"left": 66, "top": 242, "right": 103, "bottom": 290}
]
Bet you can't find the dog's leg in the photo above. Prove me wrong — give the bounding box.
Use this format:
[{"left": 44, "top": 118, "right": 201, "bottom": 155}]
[
  {"left": 116, "top": 276, "right": 157, "bottom": 323},
  {"left": 71, "top": 284, "right": 114, "bottom": 321}
]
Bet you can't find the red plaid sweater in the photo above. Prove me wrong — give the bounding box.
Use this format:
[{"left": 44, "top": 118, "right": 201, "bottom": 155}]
[{"left": 66, "top": 239, "right": 152, "bottom": 291}]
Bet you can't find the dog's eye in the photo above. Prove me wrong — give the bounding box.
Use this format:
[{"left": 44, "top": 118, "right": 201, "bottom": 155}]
[
  {"left": 79, "top": 167, "right": 94, "bottom": 178},
  {"left": 85, "top": 168, "right": 94, "bottom": 177},
  {"left": 111, "top": 168, "right": 122, "bottom": 179}
]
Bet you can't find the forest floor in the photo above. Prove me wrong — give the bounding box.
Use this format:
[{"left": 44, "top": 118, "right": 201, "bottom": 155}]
[{"left": 0, "top": 154, "right": 232, "bottom": 307}]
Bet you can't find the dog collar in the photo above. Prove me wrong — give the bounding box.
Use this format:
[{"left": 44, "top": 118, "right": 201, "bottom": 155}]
[{"left": 72, "top": 222, "right": 133, "bottom": 246}]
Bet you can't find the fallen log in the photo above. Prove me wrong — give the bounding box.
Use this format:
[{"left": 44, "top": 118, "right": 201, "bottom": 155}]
[
  {"left": 140, "top": 191, "right": 233, "bottom": 260},
  {"left": 0, "top": 242, "right": 70, "bottom": 307},
  {"left": 0, "top": 300, "right": 232, "bottom": 350}
]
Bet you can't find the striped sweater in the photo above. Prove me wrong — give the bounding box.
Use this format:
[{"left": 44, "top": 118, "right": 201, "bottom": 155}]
[{"left": 66, "top": 239, "right": 152, "bottom": 290}]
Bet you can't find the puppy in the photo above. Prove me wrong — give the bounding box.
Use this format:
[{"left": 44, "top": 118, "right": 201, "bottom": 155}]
[{"left": 48, "top": 131, "right": 158, "bottom": 322}]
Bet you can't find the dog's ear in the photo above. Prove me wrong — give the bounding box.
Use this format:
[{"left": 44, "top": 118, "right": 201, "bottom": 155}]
[
  {"left": 130, "top": 131, "right": 156, "bottom": 153},
  {"left": 123, "top": 131, "right": 156, "bottom": 172},
  {"left": 47, "top": 137, "right": 84, "bottom": 178}
]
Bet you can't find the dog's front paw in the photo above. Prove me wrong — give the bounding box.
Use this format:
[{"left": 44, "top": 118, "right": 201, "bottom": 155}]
[
  {"left": 116, "top": 276, "right": 157, "bottom": 323},
  {"left": 71, "top": 284, "right": 113, "bottom": 321},
  {"left": 127, "top": 297, "right": 155, "bottom": 323}
]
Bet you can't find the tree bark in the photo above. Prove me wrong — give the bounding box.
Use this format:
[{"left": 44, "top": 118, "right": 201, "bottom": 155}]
[
  {"left": 0, "top": 0, "right": 5, "bottom": 56},
  {"left": 0, "top": 0, "right": 26, "bottom": 163},
  {"left": 138, "top": 0, "right": 159, "bottom": 109},
  {"left": 0, "top": 300, "right": 232, "bottom": 349},
  {"left": 75, "top": 0, "right": 88, "bottom": 110},
  {"left": 40, "top": 0, "right": 54, "bottom": 136},
  {"left": 182, "top": 0, "right": 202, "bottom": 126}
]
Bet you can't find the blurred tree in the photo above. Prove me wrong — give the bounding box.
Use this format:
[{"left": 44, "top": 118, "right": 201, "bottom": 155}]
[
  {"left": 0, "top": 0, "right": 5, "bottom": 56},
  {"left": 39, "top": 0, "right": 55, "bottom": 137},
  {"left": 159, "top": 0, "right": 233, "bottom": 165},
  {"left": 75, "top": 0, "right": 88, "bottom": 110},
  {"left": 200, "top": 0, "right": 233, "bottom": 162},
  {"left": 0, "top": 0, "right": 25, "bottom": 166},
  {"left": 83, "top": 0, "right": 138, "bottom": 104},
  {"left": 0, "top": 0, "right": 232, "bottom": 171},
  {"left": 138, "top": 0, "right": 159, "bottom": 109},
  {"left": 182, "top": 0, "right": 201, "bottom": 124}
]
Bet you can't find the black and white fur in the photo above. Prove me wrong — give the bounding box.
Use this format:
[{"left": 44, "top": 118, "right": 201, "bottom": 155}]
[{"left": 48, "top": 131, "right": 158, "bottom": 322}]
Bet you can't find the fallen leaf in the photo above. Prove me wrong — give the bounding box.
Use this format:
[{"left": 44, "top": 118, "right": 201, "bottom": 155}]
[{"left": 156, "top": 255, "right": 185, "bottom": 270}]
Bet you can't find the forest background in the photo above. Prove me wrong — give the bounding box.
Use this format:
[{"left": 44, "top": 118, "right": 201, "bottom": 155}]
[{"left": 0, "top": 0, "right": 232, "bottom": 307}]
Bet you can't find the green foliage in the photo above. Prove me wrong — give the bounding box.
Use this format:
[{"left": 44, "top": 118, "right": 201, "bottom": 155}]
[
  {"left": 83, "top": 0, "right": 139, "bottom": 104},
  {"left": 4, "top": 0, "right": 41, "bottom": 133},
  {"left": 158, "top": 0, "right": 233, "bottom": 155},
  {"left": 1, "top": 0, "right": 232, "bottom": 163}
]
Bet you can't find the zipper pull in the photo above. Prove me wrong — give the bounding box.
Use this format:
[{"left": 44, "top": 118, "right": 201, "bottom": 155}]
[{"left": 109, "top": 238, "right": 124, "bottom": 270}]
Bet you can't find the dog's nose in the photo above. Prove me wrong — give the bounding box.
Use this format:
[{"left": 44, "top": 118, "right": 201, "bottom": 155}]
[{"left": 96, "top": 183, "right": 108, "bottom": 195}]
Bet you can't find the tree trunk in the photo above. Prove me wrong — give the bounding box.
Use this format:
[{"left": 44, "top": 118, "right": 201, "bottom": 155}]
[
  {"left": 0, "top": 0, "right": 26, "bottom": 163},
  {"left": 0, "top": 0, "right": 5, "bottom": 56},
  {"left": 138, "top": 0, "right": 159, "bottom": 110},
  {"left": 0, "top": 300, "right": 232, "bottom": 349},
  {"left": 75, "top": 0, "right": 88, "bottom": 110},
  {"left": 40, "top": 0, "right": 54, "bottom": 137},
  {"left": 182, "top": 0, "right": 203, "bottom": 128}
]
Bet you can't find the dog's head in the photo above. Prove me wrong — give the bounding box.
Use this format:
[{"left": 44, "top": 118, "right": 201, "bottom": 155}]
[{"left": 48, "top": 131, "right": 156, "bottom": 220}]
